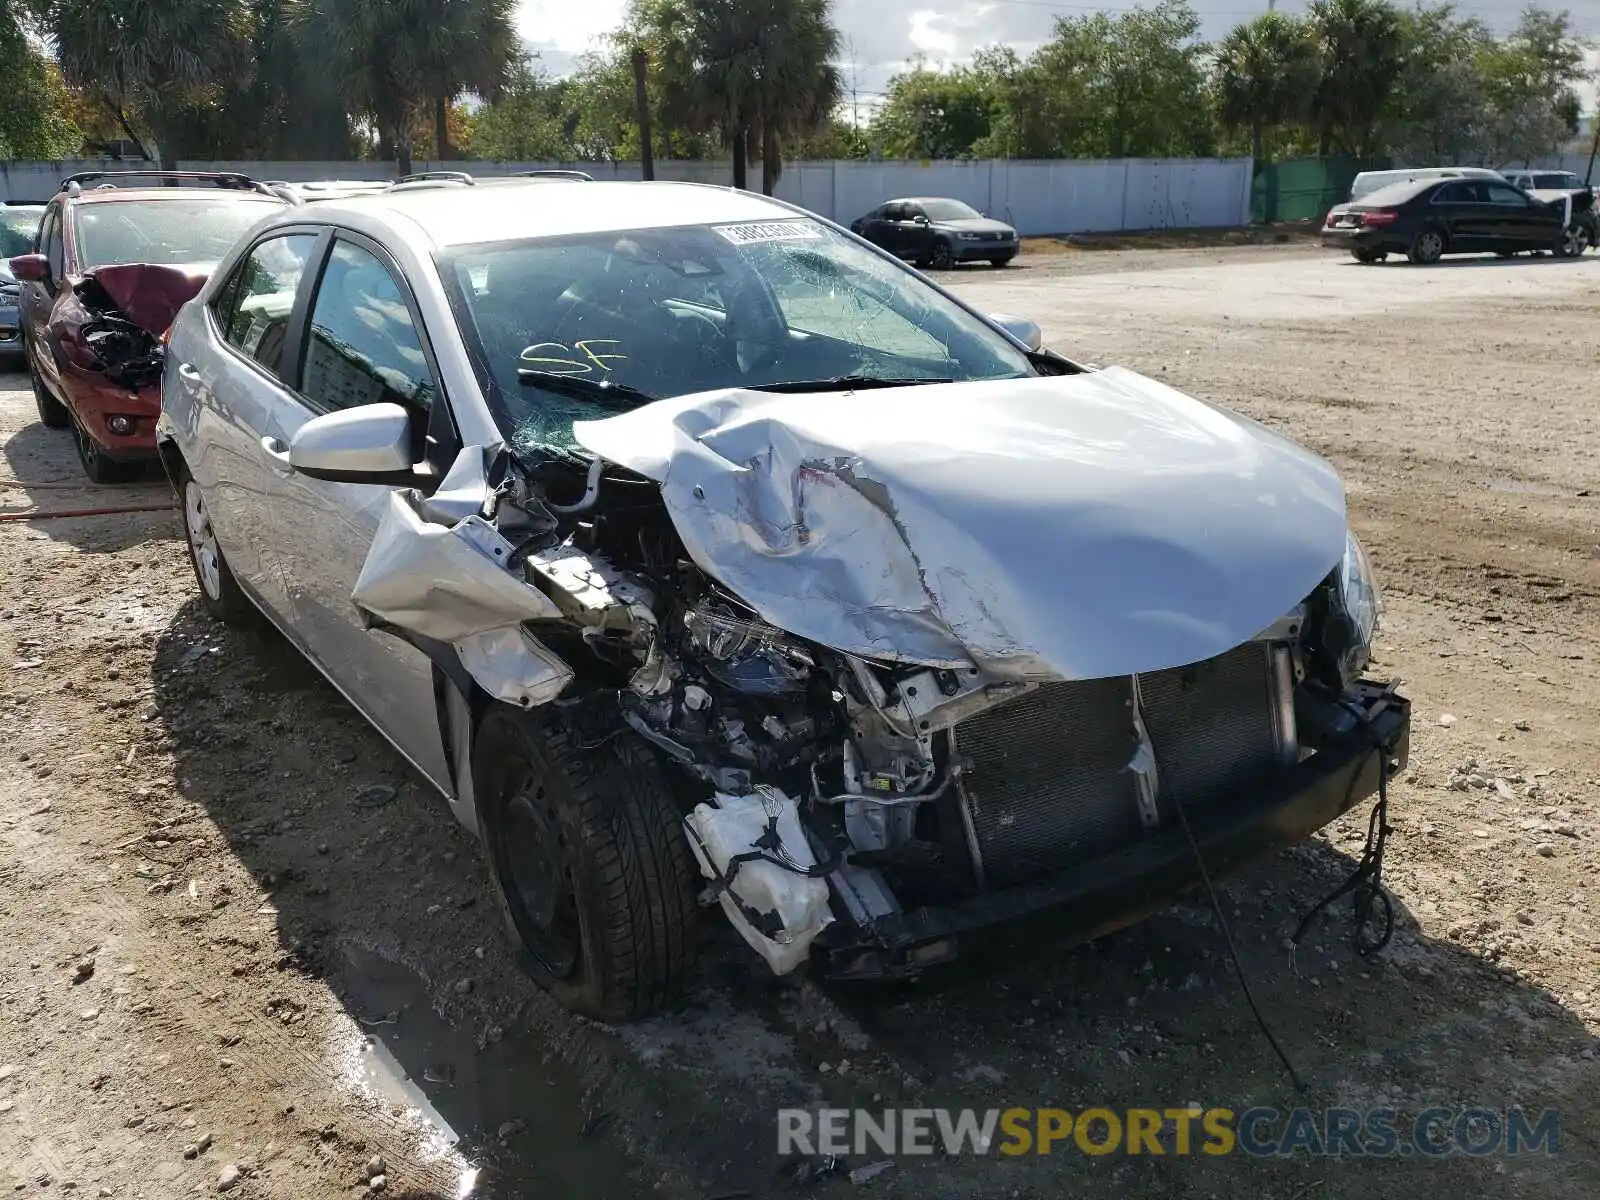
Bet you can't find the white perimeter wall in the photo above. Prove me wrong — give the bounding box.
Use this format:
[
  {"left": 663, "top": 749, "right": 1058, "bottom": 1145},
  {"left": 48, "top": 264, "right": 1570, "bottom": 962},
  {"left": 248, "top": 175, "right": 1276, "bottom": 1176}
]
[{"left": 0, "top": 157, "right": 1256, "bottom": 235}]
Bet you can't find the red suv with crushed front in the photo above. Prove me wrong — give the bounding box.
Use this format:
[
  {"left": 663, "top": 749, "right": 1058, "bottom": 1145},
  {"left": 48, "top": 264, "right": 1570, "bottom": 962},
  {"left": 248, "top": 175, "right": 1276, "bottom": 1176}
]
[{"left": 10, "top": 171, "right": 285, "bottom": 482}]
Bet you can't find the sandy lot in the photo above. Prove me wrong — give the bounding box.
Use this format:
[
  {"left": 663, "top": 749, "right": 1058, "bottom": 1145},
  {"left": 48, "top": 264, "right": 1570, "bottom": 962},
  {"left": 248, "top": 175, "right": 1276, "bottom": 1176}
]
[{"left": 2, "top": 246, "right": 1597, "bottom": 1199}]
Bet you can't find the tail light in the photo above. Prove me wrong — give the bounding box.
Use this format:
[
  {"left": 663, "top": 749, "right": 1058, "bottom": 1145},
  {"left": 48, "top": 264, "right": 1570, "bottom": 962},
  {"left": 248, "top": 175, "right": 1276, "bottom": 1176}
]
[{"left": 1361, "top": 209, "right": 1398, "bottom": 227}]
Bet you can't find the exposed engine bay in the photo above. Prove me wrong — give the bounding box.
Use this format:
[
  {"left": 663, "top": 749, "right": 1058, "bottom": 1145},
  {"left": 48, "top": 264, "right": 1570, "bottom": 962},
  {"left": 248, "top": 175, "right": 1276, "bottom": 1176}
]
[
  {"left": 49, "top": 263, "right": 206, "bottom": 388},
  {"left": 351, "top": 381, "right": 1390, "bottom": 980}
]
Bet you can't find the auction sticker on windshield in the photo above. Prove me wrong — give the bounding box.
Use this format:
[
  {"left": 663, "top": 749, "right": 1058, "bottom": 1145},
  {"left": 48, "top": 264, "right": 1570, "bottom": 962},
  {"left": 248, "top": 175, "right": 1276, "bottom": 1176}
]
[{"left": 715, "top": 220, "right": 824, "bottom": 245}]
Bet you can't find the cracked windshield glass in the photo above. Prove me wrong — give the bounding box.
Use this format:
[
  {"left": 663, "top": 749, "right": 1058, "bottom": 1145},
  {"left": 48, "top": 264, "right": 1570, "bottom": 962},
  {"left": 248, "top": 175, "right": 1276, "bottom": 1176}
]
[{"left": 440, "top": 217, "right": 1034, "bottom": 454}]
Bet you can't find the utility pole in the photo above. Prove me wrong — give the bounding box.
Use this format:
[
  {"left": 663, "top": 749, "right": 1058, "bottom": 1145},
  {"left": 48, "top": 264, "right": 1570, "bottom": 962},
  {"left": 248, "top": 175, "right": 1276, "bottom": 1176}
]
[
  {"left": 631, "top": 47, "right": 655, "bottom": 182},
  {"left": 1586, "top": 114, "right": 1599, "bottom": 186}
]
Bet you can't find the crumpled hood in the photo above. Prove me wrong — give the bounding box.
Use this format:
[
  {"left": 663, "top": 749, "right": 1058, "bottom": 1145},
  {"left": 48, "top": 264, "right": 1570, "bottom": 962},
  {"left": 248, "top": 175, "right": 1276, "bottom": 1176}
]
[
  {"left": 574, "top": 368, "right": 1349, "bottom": 681},
  {"left": 82, "top": 262, "right": 210, "bottom": 336}
]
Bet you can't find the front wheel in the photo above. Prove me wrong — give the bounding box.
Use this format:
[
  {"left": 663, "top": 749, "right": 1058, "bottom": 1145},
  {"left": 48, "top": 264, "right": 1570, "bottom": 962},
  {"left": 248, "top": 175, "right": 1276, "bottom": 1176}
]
[
  {"left": 72, "top": 419, "right": 139, "bottom": 484},
  {"left": 930, "top": 241, "right": 955, "bottom": 271},
  {"left": 1408, "top": 228, "right": 1446, "bottom": 265},
  {"left": 1554, "top": 224, "right": 1590, "bottom": 258},
  {"left": 988, "top": 254, "right": 1015, "bottom": 268},
  {"left": 474, "top": 708, "right": 700, "bottom": 1022},
  {"left": 30, "top": 356, "right": 70, "bottom": 429}
]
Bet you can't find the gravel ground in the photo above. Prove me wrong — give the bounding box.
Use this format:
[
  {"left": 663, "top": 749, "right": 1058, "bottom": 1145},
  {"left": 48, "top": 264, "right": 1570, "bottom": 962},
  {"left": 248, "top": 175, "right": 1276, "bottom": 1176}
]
[{"left": 1, "top": 245, "right": 1597, "bottom": 1199}]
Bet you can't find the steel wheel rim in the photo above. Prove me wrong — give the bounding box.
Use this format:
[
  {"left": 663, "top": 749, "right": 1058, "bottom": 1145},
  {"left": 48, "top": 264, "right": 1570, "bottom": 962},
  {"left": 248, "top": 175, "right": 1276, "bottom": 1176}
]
[
  {"left": 933, "top": 244, "right": 954, "bottom": 269},
  {"left": 499, "top": 770, "right": 580, "bottom": 978},
  {"left": 184, "top": 481, "right": 224, "bottom": 601},
  {"left": 1418, "top": 232, "right": 1442, "bottom": 261}
]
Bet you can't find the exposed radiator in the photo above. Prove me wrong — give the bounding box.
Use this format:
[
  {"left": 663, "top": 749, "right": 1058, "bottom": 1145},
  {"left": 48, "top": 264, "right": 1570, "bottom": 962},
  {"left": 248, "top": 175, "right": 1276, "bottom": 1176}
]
[{"left": 952, "top": 644, "right": 1288, "bottom": 887}]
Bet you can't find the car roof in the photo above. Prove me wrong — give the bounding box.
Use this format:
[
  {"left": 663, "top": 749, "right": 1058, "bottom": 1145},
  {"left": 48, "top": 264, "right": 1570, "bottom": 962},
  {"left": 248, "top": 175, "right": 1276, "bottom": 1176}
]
[
  {"left": 294, "top": 180, "right": 800, "bottom": 249},
  {"left": 887, "top": 197, "right": 969, "bottom": 206}
]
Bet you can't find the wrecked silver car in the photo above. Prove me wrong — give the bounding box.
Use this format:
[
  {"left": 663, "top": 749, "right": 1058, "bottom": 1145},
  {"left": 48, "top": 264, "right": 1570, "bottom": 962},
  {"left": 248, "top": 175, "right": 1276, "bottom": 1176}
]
[{"left": 157, "top": 179, "right": 1410, "bottom": 1021}]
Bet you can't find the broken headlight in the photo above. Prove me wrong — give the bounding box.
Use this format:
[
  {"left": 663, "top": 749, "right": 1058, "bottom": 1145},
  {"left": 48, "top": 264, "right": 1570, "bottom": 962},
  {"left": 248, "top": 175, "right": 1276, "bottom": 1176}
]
[{"left": 1323, "top": 530, "right": 1380, "bottom": 688}]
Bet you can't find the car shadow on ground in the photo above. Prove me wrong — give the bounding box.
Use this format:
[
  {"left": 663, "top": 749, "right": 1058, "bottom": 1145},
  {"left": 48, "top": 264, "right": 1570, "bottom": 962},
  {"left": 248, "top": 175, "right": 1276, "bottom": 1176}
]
[
  {"left": 145, "top": 604, "right": 1600, "bottom": 1198},
  {"left": 0, "top": 387, "right": 172, "bottom": 555},
  {"left": 1349, "top": 254, "right": 1597, "bottom": 269}
]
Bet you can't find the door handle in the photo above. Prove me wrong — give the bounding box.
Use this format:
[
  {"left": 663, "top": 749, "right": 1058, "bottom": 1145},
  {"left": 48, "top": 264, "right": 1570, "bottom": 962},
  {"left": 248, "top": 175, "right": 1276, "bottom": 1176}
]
[
  {"left": 260, "top": 436, "right": 293, "bottom": 471},
  {"left": 176, "top": 363, "right": 201, "bottom": 382}
]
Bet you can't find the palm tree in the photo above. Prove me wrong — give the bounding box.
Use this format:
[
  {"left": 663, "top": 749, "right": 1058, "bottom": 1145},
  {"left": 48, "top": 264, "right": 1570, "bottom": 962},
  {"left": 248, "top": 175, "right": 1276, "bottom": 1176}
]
[
  {"left": 1212, "top": 13, "right": 1318, "bottom": 163},
  {"left": 290, "top": 0, "right": 512, "bottom": 175},
  {"left": 1305, "top": 0, "right": 1405, "bottom": 157},
  {"left": 412, "top": 0, "right": 518, "bottom": 160},
  {"left": 31, "top": 0, "right": 255, "bottom": 166},
  {"left": 638, "top": 0, "right": 842, "bottom": 193}
]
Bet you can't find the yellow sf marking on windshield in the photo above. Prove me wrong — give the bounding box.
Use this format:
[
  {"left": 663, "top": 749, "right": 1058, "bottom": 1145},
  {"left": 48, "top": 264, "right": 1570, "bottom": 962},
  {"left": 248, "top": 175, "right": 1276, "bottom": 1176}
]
[{"left": 519, "top": 339, "right": 627, "bottom": 376}]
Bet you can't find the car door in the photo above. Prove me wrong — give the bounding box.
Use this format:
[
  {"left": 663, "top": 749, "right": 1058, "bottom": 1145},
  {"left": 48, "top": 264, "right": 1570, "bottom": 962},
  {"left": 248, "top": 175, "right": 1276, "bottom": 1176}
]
[
  {"left": 1483, "top": 182, "right": 1550, "bottom": 249},
  {"left": 256, "top": 233, "right": 458, "bottom": 793},
  {"left": 855, "top": 205, "right": 887, "bottom": 246},
  {"left": 22, "top": 203, "right": 66, "bottom": 395},
  {"left": 900, "top": 203, "right": 934, "bottom": 260},
  {"left": 172, "top": 227, "right": 325, "bottom": 614},
  {"left": 1428, "top": 182, "right": 1480, "bottom": 249}
]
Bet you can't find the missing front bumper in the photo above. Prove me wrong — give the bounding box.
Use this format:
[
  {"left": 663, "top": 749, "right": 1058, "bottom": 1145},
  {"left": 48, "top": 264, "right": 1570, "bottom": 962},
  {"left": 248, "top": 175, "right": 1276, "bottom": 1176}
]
[{"left": 817, "top": 681, "right": 1410, "bottom": 980}]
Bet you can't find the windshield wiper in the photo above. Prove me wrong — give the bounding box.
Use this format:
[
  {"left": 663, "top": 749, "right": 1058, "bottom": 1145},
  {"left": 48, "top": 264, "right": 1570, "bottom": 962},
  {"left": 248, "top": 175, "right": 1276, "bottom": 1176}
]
[
  {"left": 516, "top": 369, "right": 659, "bottom": 410},
  {"left": 749, "top": 375, "right": 958, "bottom": 394}
]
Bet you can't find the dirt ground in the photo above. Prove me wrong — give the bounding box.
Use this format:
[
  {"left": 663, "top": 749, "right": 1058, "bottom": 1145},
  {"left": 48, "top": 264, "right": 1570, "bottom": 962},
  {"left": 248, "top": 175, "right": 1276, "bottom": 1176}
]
[{"left": 2, "top": 245, "right": 1597, "bottom": 1199}]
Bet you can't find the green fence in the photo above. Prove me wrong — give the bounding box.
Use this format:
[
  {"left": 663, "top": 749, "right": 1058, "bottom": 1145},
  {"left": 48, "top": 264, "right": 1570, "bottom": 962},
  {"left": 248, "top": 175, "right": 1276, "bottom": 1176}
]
[{"left": 1251, "top": 156, "right": 1388, "bottom": 223}]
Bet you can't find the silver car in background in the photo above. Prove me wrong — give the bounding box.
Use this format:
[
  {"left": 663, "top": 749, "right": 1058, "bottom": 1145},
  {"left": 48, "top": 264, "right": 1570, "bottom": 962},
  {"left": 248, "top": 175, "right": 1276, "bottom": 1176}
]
[
  {"left": 0, "top": 204, "right": 45, "bottom": 367},
  {"left": 157, "top": 179, "right": 1408, "bottom": 1022}
]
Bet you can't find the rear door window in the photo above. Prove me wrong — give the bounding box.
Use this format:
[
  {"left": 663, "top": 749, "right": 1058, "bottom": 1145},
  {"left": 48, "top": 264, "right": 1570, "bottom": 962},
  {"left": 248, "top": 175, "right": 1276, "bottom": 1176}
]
[
  {"left": 39, "top": 207, "right": 63, "bottom": 277},
  {"left": 1485, "top": 183, "right": 1532, "bottom": 207},
  {"left": 212, "top": 233, "right": 319, "bottom": 379},
  {"left": 301, "top": 239, "right": 436, "bottom": 413}
]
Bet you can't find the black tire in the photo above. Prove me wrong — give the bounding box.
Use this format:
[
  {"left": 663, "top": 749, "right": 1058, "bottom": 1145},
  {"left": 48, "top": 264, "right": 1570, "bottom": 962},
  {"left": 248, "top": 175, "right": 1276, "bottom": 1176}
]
[
  {"left": 30, "top": 356, "right": 70, "bottom": 429},
  {"left": 1351, "top": 249, "right": 1382, "bottom": 264},
  {"left": 1554, "top": 223, "right": 1590, "bottom": 258},
  {"left": 176, "top": 463, "right": 258, "bottom": 626},
  {"left": 930, "top": 241, "right": 955, "bottom": 271},
  {"left": 72, "top": 418, "right": 139, "bottom": 484},
  {"left": 1408, "top": 227, "right": 1446, "bottom": 265},
  {"left": 988, "top": 254, "right": 1015, "bottom": 268},
  {"left": 474, "top": 708, "right": 699, "bottom": 1022}
]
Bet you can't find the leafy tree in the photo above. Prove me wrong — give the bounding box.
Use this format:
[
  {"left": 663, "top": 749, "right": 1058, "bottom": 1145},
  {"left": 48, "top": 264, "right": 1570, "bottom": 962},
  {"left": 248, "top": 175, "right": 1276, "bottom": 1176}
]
[
  {"left": 871, "top": 58, "right": 997, "bottom": 159},
  {"left": 464, "top": 60, "right": 584, "bottom": 161},
  {"left": 0, "top": 9, "right": 80, "bottom": 158},
  {"left": 1213, "top": 13, "right": 1318, "bottom": 162},
  {"left": 29, "top": 0, "right": 256, "bottom": 165},
  {"left": 1306, "top": 0, "right": 1406, "bottom": 156},
  {"left": 1380, "top": 5, "right": 1494, "bottom": 166},
  {"left": 1475, "top": 5, "right": 1587, "bottom": 163}
]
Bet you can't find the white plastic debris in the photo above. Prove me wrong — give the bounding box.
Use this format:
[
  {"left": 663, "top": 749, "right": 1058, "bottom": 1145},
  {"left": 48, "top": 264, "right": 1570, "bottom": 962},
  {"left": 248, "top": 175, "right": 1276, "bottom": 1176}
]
[{"left": 685, "top": 788, "right": 833, "bottom": 975}]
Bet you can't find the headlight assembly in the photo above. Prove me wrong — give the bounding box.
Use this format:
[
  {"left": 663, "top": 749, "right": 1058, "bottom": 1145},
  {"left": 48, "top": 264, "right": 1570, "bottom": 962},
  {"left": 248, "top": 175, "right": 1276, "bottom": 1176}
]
[{"left": 1307, "top": 530, "right": 1381, "bottom": 691}]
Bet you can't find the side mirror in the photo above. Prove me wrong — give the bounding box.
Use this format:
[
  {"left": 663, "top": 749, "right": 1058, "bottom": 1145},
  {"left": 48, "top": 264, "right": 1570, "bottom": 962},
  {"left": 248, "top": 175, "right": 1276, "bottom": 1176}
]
[
  {"left": 913, "top": 215, "right": 931, "bottom": 225},
  {"left": 990, "top": 312, "right": 1044, "bottom": 353},
  {"left": 9, "top": 253, "right": 49, "bottom": 283},
  {"left": 287, "top": 403, "right": 415, "bottom": 483}
]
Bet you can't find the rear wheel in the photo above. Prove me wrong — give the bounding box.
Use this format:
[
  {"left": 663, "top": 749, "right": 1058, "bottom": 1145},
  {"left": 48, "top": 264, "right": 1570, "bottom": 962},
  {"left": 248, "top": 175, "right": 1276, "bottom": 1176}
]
[
  {"left": 475, "top": 708, "right": 699, "bottom": 1022},
  {"left": 1408, "top": 227, "right": 1446, "bottom": 265},
  {"left": 29, "top": 356, "right": 70, "bottom": 429},
  {"left": 72, "top": 419, "right": 138, "bottom": 484},
  {"left": 178, "top": 465, "right": 258, "bottom": 626}
]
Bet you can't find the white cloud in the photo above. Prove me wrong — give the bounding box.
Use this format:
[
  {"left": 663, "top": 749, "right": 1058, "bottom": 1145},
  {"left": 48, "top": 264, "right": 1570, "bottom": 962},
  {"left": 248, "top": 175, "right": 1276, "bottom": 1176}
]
[{"left": 515, "top": 0, "right": 626, "bottom": 55}]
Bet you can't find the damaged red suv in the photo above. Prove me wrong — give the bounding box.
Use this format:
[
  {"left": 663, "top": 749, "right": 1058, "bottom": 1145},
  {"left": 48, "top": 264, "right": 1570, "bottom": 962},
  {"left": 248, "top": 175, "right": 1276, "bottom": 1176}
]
[{"left": 10, "top": 171, "right": 285, "bottom": 482}]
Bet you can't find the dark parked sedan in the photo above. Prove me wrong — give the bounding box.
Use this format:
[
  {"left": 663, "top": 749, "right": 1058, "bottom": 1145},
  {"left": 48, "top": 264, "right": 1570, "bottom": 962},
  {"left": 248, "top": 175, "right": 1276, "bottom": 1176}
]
[
  {"left": 1321, "top": 177, "right": 1593, "bottom": 264},
  {"left": 850, "top": 197, "right": 1018, "bottom": 269}
]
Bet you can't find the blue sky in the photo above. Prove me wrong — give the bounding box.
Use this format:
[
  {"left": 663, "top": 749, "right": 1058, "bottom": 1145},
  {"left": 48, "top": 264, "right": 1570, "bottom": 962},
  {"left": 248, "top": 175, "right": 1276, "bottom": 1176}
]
[{"left": 514, "top": 0, "right": 1600, "bottom": 111}]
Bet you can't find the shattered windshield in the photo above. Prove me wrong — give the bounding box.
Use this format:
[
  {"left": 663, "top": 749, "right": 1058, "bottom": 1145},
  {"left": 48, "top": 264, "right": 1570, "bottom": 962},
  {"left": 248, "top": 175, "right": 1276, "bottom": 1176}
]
[
  {"left": 73, "top": 199, "right": 280, "bottom": 270},
  {"left": 439, "top": 218, "right": 1034, "bottom": 455}
]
